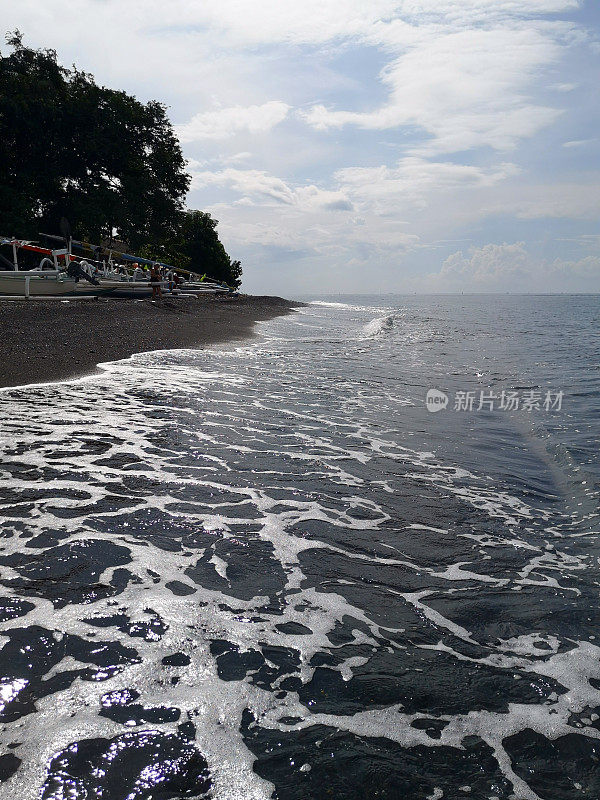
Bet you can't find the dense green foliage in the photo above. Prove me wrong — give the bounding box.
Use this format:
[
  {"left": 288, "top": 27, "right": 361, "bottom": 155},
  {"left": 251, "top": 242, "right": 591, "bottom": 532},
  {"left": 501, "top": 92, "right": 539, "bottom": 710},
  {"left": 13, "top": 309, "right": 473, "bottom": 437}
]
[
  {"left": 0, "top": 33, "right": 242, "bottom": 286},
  {"left": 176, "top": 211, "right": 242, "bottom": 287}
]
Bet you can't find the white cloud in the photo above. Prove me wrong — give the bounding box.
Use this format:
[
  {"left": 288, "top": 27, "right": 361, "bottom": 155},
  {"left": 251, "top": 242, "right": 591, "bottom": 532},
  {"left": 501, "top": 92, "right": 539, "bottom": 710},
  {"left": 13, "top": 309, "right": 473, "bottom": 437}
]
[
  {"left": 551, "top": 255, "right": 600, "bottom": 278},
  {"left": 335, "top": 158, "right": 519, "bottom": 213},
  {"left": 189, "top": 158, "right": 600, "bottom": 293},
  {"left": 438, "top": 241, "right": 530, "bottom": 285},
  {"left": 303, "top": 24, "right": 566, "bottom": 154},
  {"left": 139, "top": 1, "right": 581, "bottom": 47},
  {"left": 2, "top": 0, "right": 596, "bottom": 293},
  {"left": 192, "top": 168, "right": 295, "bottom": 204},
  {"left": 224, "top": 152, "right": 253, "bottom": 163},
  {"left": 563, "top": 138, "right": 598, "bottom": 148},
  {"left": 4, "top": 2, "right": 580, "bottom": 105},
  {"left": 193, "top": 157, "right": 519, "bottom": 212},
  {"left": 191, "top": 168, "right": 354, "bottom": 211},
  {"left": 176, "top": 101, "right": 290, "bottom": 141},
  {"left": 420, "top": 242, "right": 600, "bottom": 292},
  {"left": 505, "top": 183, "right": 600, "bottom": 220}
]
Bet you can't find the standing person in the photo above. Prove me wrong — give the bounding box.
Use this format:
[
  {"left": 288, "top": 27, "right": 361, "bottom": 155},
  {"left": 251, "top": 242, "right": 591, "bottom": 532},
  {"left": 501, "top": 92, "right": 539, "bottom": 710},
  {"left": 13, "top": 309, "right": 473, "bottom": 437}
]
[
  {"left": 167, "top": 269, "right": 175, "bottom": 292},
  {"left": 150, "top": 263, "right": 162, "bottom": 299}
]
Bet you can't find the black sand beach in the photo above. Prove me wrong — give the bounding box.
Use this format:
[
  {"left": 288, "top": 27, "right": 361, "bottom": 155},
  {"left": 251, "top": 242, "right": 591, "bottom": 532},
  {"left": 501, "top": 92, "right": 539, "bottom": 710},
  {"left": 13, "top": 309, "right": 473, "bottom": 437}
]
[{"left": 0, "top": 294, "right": 301, "bottom": 388}]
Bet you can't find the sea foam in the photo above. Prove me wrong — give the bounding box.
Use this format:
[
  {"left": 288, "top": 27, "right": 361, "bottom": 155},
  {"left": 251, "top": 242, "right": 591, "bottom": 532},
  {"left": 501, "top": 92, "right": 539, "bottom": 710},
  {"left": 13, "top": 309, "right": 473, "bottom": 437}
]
[{"left": 362, "top": 313, "right": 395, "bottom": 337}]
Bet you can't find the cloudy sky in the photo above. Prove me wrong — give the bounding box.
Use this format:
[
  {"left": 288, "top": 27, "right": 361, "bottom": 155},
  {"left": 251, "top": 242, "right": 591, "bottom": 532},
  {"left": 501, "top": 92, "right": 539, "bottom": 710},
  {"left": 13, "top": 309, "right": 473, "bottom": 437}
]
[{"left": 4, "top": 1, "right": 600, "bottom": 293}]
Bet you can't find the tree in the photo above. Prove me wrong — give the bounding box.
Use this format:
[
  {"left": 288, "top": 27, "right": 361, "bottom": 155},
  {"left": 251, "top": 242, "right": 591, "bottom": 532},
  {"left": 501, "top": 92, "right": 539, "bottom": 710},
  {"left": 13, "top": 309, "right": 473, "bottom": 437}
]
[
  {"left": 0, "top": 34, "right": 243, "bottom": 287},
  {"left": 0, "top": 32, "right": 68, "bottom": 237},
  {"left": 174, "top": 210, "right": 242, "bottom": 287},
  {"left": 0, "top": 32, "right": 189, "bottom": 246}
]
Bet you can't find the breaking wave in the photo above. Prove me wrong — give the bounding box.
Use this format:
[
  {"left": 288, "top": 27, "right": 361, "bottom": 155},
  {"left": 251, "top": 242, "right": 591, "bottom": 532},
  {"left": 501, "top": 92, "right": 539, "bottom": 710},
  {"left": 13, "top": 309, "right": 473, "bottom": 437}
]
[{"left": 362, "top": 313, "right": 396, "bottom": 337}]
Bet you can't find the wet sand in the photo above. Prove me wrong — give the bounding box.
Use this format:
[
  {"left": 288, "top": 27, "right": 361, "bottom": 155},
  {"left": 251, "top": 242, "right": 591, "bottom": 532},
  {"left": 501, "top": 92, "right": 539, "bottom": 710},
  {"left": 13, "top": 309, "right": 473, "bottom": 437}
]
[{"left": 0, "top": 294, "right": 302, "bottom": 388}]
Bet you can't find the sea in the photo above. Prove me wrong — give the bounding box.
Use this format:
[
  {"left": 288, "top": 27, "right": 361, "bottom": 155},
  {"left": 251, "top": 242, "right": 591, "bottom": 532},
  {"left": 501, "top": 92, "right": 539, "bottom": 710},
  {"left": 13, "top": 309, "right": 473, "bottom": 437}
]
[{"left": 0, "top": 294, "right": 599, "bottom": 800}]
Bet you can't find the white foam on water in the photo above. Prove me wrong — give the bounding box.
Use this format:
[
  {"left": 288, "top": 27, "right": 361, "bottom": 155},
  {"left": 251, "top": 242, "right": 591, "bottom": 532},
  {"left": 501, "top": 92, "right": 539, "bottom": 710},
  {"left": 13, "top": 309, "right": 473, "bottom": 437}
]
[
  {"left": 309, "top": 300, "right": 394, "bottom": 314},
  {"left": 310, "top": 301, "right": 354, "bottom": 307},
  {"left": 0, "top": 309, "right": 597, "bottom": 799},
  {"left": 361, "top": 314, "right": 396, "bottom": 338}
]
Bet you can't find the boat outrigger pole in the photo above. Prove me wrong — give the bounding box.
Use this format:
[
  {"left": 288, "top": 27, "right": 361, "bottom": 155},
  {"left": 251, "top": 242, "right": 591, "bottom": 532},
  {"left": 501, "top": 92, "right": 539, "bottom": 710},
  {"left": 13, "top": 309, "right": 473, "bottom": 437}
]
[
  {"left": 40, "top": 233, "right": 208, "bottom": 282},
  {"left": 0, "top": 238, "right": 72, "bottom": 270}
]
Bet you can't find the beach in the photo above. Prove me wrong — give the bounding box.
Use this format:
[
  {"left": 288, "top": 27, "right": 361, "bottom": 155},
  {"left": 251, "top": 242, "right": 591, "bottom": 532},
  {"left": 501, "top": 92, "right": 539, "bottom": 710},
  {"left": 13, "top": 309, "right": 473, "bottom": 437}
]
[
  {"left": 2, "top": 4, "right": 598, "bottom": 796},
  {"left": 0, "top": 294, "right": 301, "bottom": 388}
]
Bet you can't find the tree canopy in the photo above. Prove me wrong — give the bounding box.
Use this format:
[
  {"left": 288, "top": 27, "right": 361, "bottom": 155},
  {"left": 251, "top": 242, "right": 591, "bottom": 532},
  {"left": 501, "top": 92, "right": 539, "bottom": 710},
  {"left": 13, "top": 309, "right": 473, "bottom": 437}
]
[
  {"left": 176, "top": 211, "right": 243, "bottom": 287},
  {"left": 0, "top": 32, "right": 242, "bottom": 286}
]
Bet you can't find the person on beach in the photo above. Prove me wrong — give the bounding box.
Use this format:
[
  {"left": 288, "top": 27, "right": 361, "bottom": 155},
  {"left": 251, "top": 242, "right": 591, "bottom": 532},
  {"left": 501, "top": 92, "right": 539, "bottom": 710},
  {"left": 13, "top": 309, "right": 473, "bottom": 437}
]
[
  {"left": 166, "top": 269, "right": 175, "bottom": 293},
  {"left": 150, "top": 263, "right": 162, "bottom": 299}
]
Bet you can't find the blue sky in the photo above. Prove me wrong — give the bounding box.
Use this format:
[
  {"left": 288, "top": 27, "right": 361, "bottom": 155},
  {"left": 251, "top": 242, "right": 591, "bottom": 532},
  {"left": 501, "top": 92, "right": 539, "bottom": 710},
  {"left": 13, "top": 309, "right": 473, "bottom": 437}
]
[{"left": 4, "top": 0, "right": 599, "bottom": 293}]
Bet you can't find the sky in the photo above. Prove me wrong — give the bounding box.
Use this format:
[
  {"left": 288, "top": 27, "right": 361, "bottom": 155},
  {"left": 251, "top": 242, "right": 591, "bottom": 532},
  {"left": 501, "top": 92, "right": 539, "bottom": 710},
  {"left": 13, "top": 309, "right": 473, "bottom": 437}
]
[{"left": 2, "top": 0, "right": 600, "bottom": 293}]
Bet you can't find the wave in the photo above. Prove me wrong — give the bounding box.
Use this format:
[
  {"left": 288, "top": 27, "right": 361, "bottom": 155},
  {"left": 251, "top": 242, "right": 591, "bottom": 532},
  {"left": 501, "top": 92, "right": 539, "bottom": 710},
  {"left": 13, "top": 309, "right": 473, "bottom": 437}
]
[
  {"left": 362, "top": 314, "right": 396, "bottom": 337},
  {"left": 309, "top": 301, "right": 356, "bottom": 308},
  {"left": 309, "top": 300, "right": 396, "bottom": 315}
]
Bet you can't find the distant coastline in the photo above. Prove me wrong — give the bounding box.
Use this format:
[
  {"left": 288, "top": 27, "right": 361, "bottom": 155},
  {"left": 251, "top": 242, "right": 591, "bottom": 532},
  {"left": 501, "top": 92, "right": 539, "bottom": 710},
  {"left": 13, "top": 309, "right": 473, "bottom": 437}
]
[{"left": 0, "top": 295, "right": 301, "bottom": 389}]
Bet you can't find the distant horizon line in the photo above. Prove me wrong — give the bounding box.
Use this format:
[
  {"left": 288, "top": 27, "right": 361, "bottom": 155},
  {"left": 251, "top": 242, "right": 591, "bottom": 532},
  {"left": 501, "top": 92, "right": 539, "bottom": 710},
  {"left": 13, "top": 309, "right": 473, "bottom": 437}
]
[{"left": 290, "top": 292, "right": 600, "bottom": 297}]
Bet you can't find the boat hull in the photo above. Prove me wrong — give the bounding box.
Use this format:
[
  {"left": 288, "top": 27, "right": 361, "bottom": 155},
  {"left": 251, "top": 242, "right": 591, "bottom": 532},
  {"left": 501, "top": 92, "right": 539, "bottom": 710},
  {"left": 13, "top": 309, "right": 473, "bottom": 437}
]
[
  {"left": 74, "top": 280, "right": 186, "bottom": 298},
  {"left": 0, "top": 273, "right": 76, "bottom": 296},
  {"left": 74, "top": 280, "right": 153, "bottom": 297}
]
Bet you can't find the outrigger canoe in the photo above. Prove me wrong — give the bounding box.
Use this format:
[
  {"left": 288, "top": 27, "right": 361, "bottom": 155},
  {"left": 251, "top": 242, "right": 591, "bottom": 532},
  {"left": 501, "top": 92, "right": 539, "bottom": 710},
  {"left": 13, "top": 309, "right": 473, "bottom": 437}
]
[
  {"left": 1, "top": 236, "right": 234, "bottom": 297},
  {"left": 0, "top": 271, "right": 76, "bottom": 296},
  {"left": 0, "top": 239, "right": 76, "bottom": 296}
]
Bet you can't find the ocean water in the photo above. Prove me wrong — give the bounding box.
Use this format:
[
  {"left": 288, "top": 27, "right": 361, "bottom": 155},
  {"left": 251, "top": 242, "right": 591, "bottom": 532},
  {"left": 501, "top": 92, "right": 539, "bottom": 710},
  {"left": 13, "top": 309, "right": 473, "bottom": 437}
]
[{"left": 0, "top": 294, "right": 599, "bottom": 800}]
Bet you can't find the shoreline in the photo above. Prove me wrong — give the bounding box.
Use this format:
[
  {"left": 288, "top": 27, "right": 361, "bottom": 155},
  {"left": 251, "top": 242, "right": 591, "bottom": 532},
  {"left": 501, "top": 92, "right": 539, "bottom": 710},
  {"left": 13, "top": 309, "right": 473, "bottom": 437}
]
[{"left": 0, "top": 295, "right": 302, "bottom": 389}]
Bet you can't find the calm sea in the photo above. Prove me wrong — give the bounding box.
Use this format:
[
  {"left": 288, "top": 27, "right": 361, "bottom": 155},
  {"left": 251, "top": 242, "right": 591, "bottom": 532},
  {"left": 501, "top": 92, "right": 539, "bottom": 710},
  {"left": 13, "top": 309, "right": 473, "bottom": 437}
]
[{"left": 0, "top": 295, "right": 599, "bottom": 800}]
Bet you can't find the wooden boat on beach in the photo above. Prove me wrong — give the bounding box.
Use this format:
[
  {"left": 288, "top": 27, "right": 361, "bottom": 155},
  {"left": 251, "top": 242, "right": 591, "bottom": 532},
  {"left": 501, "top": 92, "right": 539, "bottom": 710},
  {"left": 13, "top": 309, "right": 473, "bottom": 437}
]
[
  {"left": 0, "top": 240, "right": 159, "bottom": 298},
  {"left": 179, "top": 281, "right": 230, "bottom": 295},
  {"left": 0, "top": 239, "right": 76, "bottom": 296},
  {"left": 1, "top": 235, "right": 234, "bottom": 298},
  {"left": 0, "top": 270, "right": 76, "bottom": 296},
  {"left": 43, "top": 234, "right": 232, "bottom": 295}
]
